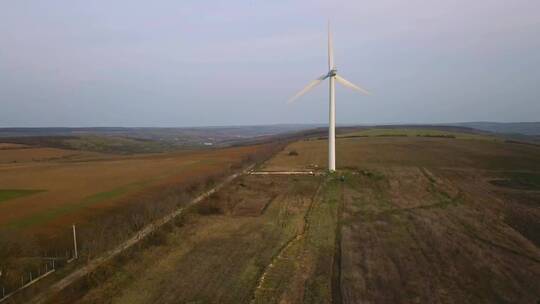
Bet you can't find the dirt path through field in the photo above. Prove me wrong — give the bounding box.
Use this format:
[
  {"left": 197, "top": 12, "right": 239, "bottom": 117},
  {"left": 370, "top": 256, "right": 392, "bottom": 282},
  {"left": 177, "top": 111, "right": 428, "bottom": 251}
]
[
  {"left": 250, "top": 178, "right": 324, "bottom": 303},
  {"left": 250, "top": 176, "right": 345, "bottom": 304}
]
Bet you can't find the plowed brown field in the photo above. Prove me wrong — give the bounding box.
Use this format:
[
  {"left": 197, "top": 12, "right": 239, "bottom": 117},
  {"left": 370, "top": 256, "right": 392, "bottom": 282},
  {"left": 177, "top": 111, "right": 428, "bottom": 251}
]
[{"left": 0, "top": 143, "right": 266, "bottom": 237}]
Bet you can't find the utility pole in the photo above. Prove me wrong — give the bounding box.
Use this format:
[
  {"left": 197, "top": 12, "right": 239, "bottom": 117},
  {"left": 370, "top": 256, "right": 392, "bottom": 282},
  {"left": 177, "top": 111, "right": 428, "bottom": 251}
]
[{"left": 72, "top": 224, "right": 78, "bottom": 260}]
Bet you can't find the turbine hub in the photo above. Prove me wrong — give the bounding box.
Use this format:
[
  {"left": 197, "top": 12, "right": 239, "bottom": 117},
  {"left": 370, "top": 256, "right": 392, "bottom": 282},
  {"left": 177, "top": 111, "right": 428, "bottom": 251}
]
[{"left": 329, "top": 69, "right": 337, "bottom": 77}]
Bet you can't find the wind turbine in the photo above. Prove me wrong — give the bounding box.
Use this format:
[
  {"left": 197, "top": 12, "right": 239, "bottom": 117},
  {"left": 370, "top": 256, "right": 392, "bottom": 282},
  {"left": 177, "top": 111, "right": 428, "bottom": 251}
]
[{"left": 289, "top": 23, "right": 370, "bottom": 172}]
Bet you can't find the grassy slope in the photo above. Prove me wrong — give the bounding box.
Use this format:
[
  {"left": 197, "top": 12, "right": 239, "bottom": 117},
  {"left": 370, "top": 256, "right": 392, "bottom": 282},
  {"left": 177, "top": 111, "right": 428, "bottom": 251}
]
[
  {"left": 1, "top": 135, "right": 176, "bottom": 155},
  {"left": 337, "top": 128, "right": 497, "bottom": 140},
  {"left": 63, "top": 135, "right": 175, "bottom": 154}
]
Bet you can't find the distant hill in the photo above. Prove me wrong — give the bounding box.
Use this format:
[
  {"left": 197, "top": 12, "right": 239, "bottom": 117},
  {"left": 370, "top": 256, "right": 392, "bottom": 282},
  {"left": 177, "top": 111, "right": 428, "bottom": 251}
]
[
  {"left": 0, "top": 125, "right": 322, "bottom": 139},
  {"left": 1, "top": 123, "right": 538, "bottom": 151},
  {"left": 0, "top": 125, "right": 324, "bottom": 154},
  {"left": 450, "top": 122, "right": 540, "bottom": 136}
]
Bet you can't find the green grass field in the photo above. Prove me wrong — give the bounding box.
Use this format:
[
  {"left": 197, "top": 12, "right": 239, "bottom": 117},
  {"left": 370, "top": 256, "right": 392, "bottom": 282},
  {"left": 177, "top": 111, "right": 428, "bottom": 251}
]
[
  {"left": 0, "top": 189, "right": 44, "bottom": 204},
  {"left": 337, "top": 128, "right": 497, "bottom": 141}
]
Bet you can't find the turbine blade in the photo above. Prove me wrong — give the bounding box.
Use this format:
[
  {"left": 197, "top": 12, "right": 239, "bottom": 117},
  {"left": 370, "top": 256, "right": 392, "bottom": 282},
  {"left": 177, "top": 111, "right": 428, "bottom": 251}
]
[
  {"left": 335, "top": 75, "right": 371, "bottom": 95},
  {"left": 328, "top": 21, "right": 334, "bottom": 69},
  {"left": 288, "top": 74, "right": 329, "bottom": 103}
]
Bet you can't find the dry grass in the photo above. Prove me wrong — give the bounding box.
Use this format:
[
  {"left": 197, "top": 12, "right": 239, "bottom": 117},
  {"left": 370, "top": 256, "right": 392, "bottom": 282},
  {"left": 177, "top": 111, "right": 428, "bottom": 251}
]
[
  {"left": 339, "top": 169, "right": 540, "bottom": 303},
  {"left": 53, "top": 175, "right": 321, "bottom": 304}
]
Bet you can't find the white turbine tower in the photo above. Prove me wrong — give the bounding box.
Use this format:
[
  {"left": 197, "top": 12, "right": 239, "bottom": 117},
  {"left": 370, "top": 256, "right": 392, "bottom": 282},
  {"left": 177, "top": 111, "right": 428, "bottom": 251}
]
[{"left": 289, "top": 23, "right": 370, "bottom": 172}]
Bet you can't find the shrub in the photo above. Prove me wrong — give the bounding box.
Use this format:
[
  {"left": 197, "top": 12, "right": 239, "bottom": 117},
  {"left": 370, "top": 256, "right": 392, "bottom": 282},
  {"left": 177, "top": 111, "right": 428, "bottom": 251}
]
[
  {"left": 197, "top": 202, "right": 222, "bottom": 215},
  {"left": 145, "top": 230, "right": 168, "bottom": 247},
  {"left": 172, "top": 213, "right": 185, "bottom": 227},
  {"left": 288, "top": 150, "right": 299, "bottom": 156}
]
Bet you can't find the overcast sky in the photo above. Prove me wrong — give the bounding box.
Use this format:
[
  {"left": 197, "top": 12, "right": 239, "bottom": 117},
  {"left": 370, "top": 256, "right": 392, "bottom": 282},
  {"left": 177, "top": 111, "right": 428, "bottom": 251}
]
[{"left": 1, "top": 0, "right": 539, "bottom": 127}]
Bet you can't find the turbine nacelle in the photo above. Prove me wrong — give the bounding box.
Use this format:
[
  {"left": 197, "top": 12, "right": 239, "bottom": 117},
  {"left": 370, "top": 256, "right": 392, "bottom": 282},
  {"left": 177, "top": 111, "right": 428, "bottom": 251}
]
[
  {"left": 288, "top": 68, "right": 369, "bottom": 103},
  {"left": 328, "top": 69, "right": 337, "bottom": 77}
]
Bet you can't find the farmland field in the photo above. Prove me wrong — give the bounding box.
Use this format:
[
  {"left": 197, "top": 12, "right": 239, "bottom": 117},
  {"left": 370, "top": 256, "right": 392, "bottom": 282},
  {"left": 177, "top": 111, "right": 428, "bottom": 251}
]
[
  {"left": 40, "top": 128, "right": 540, "bottom": 304},
  {"left": 0, "top": 142, "right": 272, "bottom": 238},
  {"left": 265, "top": 129, "right": 539, "bottom": 172}
]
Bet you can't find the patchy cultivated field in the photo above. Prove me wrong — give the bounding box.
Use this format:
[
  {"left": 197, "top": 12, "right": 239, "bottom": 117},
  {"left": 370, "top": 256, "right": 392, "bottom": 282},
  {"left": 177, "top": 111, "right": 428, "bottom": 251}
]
[
  {"left": 0, "top": 143, "right": 268, "bottom": 237},
  {"left": 24, "top": 128, "right": 540, "bottom": 303}
]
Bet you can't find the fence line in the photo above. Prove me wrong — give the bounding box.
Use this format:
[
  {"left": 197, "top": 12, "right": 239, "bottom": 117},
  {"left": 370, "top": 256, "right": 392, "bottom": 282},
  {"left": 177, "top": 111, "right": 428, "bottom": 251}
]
[
  {"left": 0, "top": 260, "right": 58, "bottom": 303},
  {"left": 0, "top": 230, "right": 78, "bottom": 303}
]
